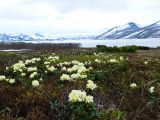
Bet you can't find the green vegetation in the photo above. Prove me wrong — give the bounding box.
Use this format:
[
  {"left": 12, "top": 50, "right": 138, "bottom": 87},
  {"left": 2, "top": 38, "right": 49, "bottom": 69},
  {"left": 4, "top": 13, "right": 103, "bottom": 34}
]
[
  {"left": 0, "top": 49, "right": 160, "bottom": 120},
  {"left": 96, "top": 45, "right": 141, "bottom": 53}
]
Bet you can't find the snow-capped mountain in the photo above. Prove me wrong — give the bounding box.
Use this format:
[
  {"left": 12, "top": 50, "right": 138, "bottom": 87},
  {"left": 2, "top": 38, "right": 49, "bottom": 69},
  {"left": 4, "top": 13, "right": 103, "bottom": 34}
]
[
  {"left": 0, "top": 33, "right": 94, "bottom": 41},
  {"left": 96, "top": 21, "right": 160, "bottom": 39},
  {"left": 96, "top": 22, "right": 142, "bottom": 39},
  {"left": 124, "top": 21, "right": 160, "bottom": 39},
  {"left": 0, "top": 33, "right": 34, "bottom": 41}
]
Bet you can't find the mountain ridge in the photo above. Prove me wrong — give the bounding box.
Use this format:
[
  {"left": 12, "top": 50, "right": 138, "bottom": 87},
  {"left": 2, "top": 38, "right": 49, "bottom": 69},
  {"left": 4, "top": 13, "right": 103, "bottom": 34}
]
[{"left": 96, "top": 21, "right": 160, "bottom": 39}]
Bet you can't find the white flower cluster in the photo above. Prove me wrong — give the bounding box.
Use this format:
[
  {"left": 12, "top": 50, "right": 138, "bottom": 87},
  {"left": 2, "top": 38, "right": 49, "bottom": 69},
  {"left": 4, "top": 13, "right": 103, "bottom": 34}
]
[
  {"left": 68, "top": 90, "right": 93, "bottom": 103},
  {"left": 144, "top": 61, "right": 148, "bottom": 65},
  {"left": 119, "top": 56, "right": 124, "bottom": 61},
  {"left": 109, "top": 59, "right": 118, "bottom": 63},
  {"left": 32, "top": 80, "right": 40, "bottom": 87},
  {"left": 27, "top": 67, "right": 38, "bottom": 72},
  {"left": 59, "top": 61, "right": 90, "bottom": 81},
  {"left": 47, "top": 66, "right": 56, "bottom": 72},
  {"left": 44, "top": 54, "right": 59, "bottom": 63},
  {"left": 130, "top": 83, "right": 137, "bottom": 89},
  {"left": 94, "top": 53, "right": 105, "bottom": 57},
  {"left": 12, "top": 61, "right": 25, "bottom": 72},
  {"left": 95, "top": 59, "right": 101, "bottom": 63},
  {"left": 86, "top": 80, "right": 97, "bottom": 90},
  {"left": 29, "top": 72, "right": 38, "bottom": 79},
  {"left": 149, "top": 86, "right": 154, "bottom": 93},
  {"left": 5, "top": 78, "right": 15, "bottom": 84},
  {"left": 25, "top": 58, "right": 41, "bottom": 65},
  {"left": 0, "top": 75, "right": 15, "bottom": 84},
  {"left": 60, "top": 74, "right": 71, "bottom": 81},
  {"left": 0, "top": 75, "right": 6, "bottom": 81}
]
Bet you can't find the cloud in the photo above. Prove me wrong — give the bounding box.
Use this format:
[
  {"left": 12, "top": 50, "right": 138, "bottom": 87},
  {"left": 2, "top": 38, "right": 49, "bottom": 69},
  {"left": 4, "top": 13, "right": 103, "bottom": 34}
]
[{"left": 0, "top": 0, "right": 160, "bottom": 33}]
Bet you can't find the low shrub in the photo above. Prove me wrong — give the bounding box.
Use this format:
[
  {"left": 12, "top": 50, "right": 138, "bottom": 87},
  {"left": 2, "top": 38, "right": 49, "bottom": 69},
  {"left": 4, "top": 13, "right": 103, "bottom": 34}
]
[{"left": 96, "top": 45, "right": 138, "bottom": 53}]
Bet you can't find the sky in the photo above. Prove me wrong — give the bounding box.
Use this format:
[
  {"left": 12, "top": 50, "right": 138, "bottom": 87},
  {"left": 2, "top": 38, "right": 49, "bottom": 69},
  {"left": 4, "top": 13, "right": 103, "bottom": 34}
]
[{"left": 0, "top": 0, "right": 160, "bottom": 35}]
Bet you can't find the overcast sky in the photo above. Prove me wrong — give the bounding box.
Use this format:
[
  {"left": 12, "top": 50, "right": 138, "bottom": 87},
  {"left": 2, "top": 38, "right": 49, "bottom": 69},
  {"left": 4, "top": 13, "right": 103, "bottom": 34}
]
[{"left": 0, "top": 0, "right": 160, "bottom": 34}]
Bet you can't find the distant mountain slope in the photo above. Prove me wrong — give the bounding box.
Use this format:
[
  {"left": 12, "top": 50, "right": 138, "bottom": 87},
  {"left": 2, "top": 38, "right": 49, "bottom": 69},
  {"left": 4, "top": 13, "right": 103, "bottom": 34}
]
[
  {"left": 0, "top": 33, "right": 94, "bottom": 41},
  {"left": 96, "top": 21, "right": 160, "bottom": 39},
  {"left": 125, "top": 21, "right": 160, "bottom": 39}
]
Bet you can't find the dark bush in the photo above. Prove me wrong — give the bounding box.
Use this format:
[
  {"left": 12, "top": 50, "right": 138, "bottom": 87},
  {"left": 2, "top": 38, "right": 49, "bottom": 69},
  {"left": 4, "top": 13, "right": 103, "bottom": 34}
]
[
  {"left": 137, "top": 46, "right": 150, "bottom": 50},
  {"left": 96, "top": 45, "right": 138, "bottom": 53}
]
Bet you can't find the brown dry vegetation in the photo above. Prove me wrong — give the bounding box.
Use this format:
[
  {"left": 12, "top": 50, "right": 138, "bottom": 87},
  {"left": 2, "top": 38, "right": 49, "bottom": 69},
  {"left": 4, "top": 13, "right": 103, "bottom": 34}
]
[{"left": 0, "top": 49, "right": 160, "bottom": 120}]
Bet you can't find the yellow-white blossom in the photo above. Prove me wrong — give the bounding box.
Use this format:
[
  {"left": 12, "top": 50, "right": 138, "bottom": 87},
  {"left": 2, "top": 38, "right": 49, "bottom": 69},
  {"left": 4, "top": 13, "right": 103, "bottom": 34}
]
[
  {"left": 130, "top": 83, "right": 137, "bottom": 89},
  {"left": 149, "top": 86, "right": 154, "bottom": 93},
  {"left": 71, "top": 73, "right": 81, "bottom": 80},
  {"left": 60, "top": 74, "right": 71, "bottom": 81},
  {"left": 86, "top": 80, "right": 97, "bottom": 90},
  {"left": 32, "top": 80, "right": 39, "bottom": 87},
  {"left": 0, "top": 75, "right": 6, "bottom": 81},
  {"left": 9, "top": 79, "right": 15, "bottom": 84},
  {"left": 68, "top": 90, "right": 93, "bottom": 103},
  {"left": 61, "top": 67, "right": 67, "bottom": 71},
  {"left": 144, "top": 61, "right": 148, "bottom": 65},
  {"left": 27, "top": 67, "right": 37, "bottom": 72},
  {"left": 21, "top": 73, "right": 26, "bottom": 77},
  {"left": 44, "top": 61, "right": 50, "bottom": 65},
  {"left": 80, "top": 74, "right": 87, "bottom": 79},
  {"left": 109, "top": 59, "right": 117, "bottom": 63},
  {"left": 119, "top": 56, "right": 124, "bottom": 61},
  {"left": 47, "top": 66, "right": 56, "bottom": 72},
  {"left": 95, "top": 59, "right": 101, "bottom": 63},
  {"left": 29, "top": 72, "right": 38, "bottom": 79},
  {"left": 69, "top": 90, "right": 87, "bottom": 102},
  {"left": 77, "top": 66, "right": 87, "bottom": 73},
  {"left": 85, "top": 95, "right": 93, "bottom": 103}
]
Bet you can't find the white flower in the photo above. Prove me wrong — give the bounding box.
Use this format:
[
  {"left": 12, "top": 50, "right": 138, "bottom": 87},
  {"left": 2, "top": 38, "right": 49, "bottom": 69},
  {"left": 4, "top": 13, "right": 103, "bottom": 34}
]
[
  {"left": 67, "top": 68, "right": 73, "bottom": 73},
  {"left": 80, "top": 74, "right": 87, "bottom": 79},
  {"left": 89, "top": 67, "right": 93, "bottom": 70},
  {"left": 9, "top": 79, "right": 15, "bottom": 84},
  {"left": 95, "top": 59, "right": 100, "bottom": 63},
  {"left": 94, "top": 53, "right": 97, "bottom": 56},
  {"left": 109, "top": 59, "right": 117, "bottom": 63},
  {"left": 144, "top": 61, "right": 148, "bottom": 65},
  {"left": 27, "top": 67, "right": 37, "bottom": 72},
  {"left": 69, "top": 90, "right": 87, "bottom": 102},
  {"left": 21, "top": 73, "right": 26, "bottom": 76},
  {"left": 6, "top": 67, "right": 9, "bottom": 71},
  {"left": 60, "top": 74, "right": 71, "bottom": 81},
  {"left": 0, "top": 75, "right": 6, "bottom": 81},
  {"left": 119, "top": 56, "right": 124, "bottom": 61},
  {"left": 44, "top": 61, "right": 50, "bottom": 65},
  {"left": 61, "top": 67, "right": 67, "bottom": 71},
  {"left": 71, "top": 73, "right": 81, "bottom": 80},
  {"left": 68, "top": 90, "right": 94, "bottom": 103},
  {"left": 86, "top": 80, "right": 97, "bottom": 90},
  {"left": 149, "top": 86, "right": 154, "bottom": 93},
  {"left": 32, "top": 80, "right": 39, "bottom": 87},
  {"left": 77, "top": 66, "right": 87, "bottom": 73},
  {"left": 85, "top": 95, "right": 93, "bottom": 103},
  {"left": 29, "top": 72, "right": 38, "bottom": 78},
  {"left": 130, "top": 83, "right": 137, "bottom": 89},
  {"left": 40, "top": 77, "right": 43, "bottom": 81},
  {"left": 12, "top": 62, "right": 25, "bottom": 72},
  {"left": 47, "top": 66, "right": 56, "bottom": 72},
  {"left": 77, "top": 63, "right": 84, "bottom": 67},
  {"left": 5, "top": 78, "right": 9, "bottom": 82},
  {"left": 72, "top": 60, "right": 79, "bottom": 65},
  {"left": 71, "top": 65, "right": 79, "bottom": 71}
]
